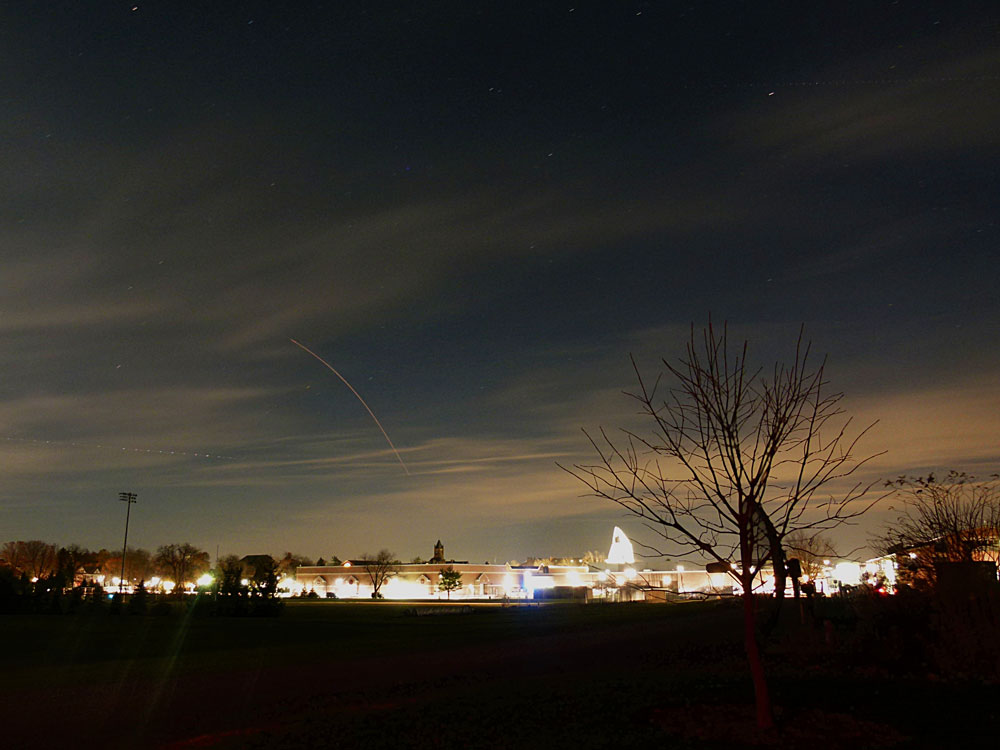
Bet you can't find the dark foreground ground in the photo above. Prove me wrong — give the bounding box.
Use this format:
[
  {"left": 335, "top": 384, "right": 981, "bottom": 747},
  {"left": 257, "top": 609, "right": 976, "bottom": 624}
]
[{"left": 1, "top": 597, "right": 996, "bottom": 749}]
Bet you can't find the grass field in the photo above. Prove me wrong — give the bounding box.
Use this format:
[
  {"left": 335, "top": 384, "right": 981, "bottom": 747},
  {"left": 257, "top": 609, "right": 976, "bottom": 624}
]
[{"left": 0, "top": 597, "right": 996, "bottom": 748}]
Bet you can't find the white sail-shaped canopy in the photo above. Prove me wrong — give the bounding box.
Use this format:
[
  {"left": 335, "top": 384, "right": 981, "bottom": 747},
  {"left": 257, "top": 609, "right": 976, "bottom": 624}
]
[{"left": 606, "top": 526, "right": 635, "bottom": 564}]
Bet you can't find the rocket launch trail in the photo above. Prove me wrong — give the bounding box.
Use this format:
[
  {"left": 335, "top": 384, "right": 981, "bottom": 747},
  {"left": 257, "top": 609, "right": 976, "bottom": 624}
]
[{"left": 290, "top": 338, "right": 410, "bottom": 476}]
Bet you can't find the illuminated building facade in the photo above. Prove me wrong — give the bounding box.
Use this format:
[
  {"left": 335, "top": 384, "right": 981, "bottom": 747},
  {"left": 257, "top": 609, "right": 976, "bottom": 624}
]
[
  {"left": 296, "top": 560, "right": 515, "bottom": 600},
  {"left": 294, "top": 531, "right": 741, "bottom": 601}
]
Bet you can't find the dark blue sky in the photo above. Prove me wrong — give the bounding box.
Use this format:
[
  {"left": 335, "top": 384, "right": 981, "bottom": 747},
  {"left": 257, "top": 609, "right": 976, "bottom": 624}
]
[{"left": 1, "top": 1, "right": 997, "bottom": 561}]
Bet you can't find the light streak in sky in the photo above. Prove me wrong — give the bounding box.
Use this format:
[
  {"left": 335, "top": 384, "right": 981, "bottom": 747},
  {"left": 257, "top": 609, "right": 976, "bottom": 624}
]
[
  {"left": 290, "top": 338, "right": 410, "bottom": 476},
  {"left": 685, "top": 75, "right": 1000, "bottom": 101},
  {"left": 1, "top": 435, "right": 237, "bottom": 460},
  {"left": 690, "top": 75, "right": 1000, "bottom": 90}
]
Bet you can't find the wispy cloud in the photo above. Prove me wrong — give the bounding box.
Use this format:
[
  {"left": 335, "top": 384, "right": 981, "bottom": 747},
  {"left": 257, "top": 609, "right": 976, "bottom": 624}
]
[{"left": 725, "top": 47, "right": 1000, "bottom": 161}]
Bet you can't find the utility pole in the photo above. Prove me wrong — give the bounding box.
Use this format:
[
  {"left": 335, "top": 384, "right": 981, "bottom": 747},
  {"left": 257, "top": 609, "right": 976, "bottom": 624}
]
[{"left": 118, "top": 492, "right": 137, "bottom": 594}]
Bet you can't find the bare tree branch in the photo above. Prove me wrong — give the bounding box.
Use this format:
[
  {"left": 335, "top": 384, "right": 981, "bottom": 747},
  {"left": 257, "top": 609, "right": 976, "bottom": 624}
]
[
  {"left": 361, "top": 549, "right": 399, "bottom": 599},
  {"left": 874, "top": 471, "right": 1000, "bottom": 589},
  {"left": 560, "top": 322, "right": 884, "bottom": 731}
]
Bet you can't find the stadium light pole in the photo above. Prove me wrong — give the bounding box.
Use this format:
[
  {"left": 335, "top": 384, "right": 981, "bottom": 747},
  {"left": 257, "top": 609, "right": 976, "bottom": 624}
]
[{"left": 118, "top": 492, "right": 137, "bottom": 594}]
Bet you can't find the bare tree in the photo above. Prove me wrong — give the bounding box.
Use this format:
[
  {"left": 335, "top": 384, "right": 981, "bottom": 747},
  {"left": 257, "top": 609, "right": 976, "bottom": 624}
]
[
  {"left": 153, "top": 543, "right": 210, "bottom": 593},
  {"left": 126, "top": 547, "right": 154, "bottom": 584},
  {"left": 581, "top": 549, "right": 606, "bottom": 566},
  {"left": 878, "top": 471, "right": 1000, "bottom": 589},
  {"left": 1, "top": 541, "right": 58, "bottom": 579},
  {"left": 1, "top": 541, "right": 25, "bottom": 573},
  {"left": 563, "top": 323, "right": 881, "bottom": 729},
  {"left": 361, "top": 549, "right": 398, "bottom": 599},
  {"left": 784, "top": 530, "right": 838, "bottom": 582},
  {"left": 104, "top": 547, "right": 154, "bottom": 586}
]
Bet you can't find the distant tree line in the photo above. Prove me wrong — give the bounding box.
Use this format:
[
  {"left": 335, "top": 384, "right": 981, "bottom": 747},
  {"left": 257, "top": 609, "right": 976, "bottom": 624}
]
[{"left": 0, "top": 540, "right": 317, "bottom": 616}]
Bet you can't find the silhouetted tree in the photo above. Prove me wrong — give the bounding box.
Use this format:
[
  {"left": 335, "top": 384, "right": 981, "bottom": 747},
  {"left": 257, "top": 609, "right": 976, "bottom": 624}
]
[
  {"left": 104, "top": 547, "right": 154, "bottom": 589},
  {"left": 1, "top": 541, "right": 22, "bottom": 572},
  {"left": 361, "top": 549, "right": 398, "bottom": 599},
  {"left": 154, "top": 543, "right": 210, "bottom": 594},
  {"left": 784, "top": 530, "right": 837, "bottom": 582},
  {"left": 56, "top": 544, "right": 97, "bottom": 584},
  {"left": 563, "top": 323, "right": 881, "bottom": 730},
  {"left": 438, "top": 566, "right": 463, "bottom": 599},
  {"left": 93, "top": 548, "right": 115, "bottom": 580},
  {"left": 249, "top": 556, "right": 279, "bottom": 598},
  {"left": 127, "top": 580, "right": 148, "bottom": 614},
  {"left": 877, "top": 471, "right": 1000, "bottom": 589},
  {"left": 277, "top": 552, "right": 313, "bottom": 579},
  {"left": 216, "top": 555, "right": 246, "bottom": 597},
  {"left": 581, "top": 550, "right": 605, "bottom": 565},
  {"left": 1, "top": 541, "right": 58, "bottom": 579}
]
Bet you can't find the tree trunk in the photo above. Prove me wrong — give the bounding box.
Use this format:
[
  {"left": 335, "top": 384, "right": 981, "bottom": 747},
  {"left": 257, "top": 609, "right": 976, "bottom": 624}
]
[
  {"left": 759, "top": 516, "right": 786, "bottom": 639},
  {"left": 742, "top": 588, "right": 775, "bottom": 730},
  {"left": 771, "top": 545, "right": 787, "bottom": 600}
]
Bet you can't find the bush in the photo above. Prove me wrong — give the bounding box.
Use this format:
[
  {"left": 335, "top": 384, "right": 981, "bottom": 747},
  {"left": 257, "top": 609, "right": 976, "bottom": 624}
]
[
  {"left": 127, "top": 583, "right": 148, "bottom": 615},
  {"left": 835, "top": 584, "right": 1000, "bottom": 682},
  {"left": 0, "top": 567, "right": 19, "bottom": 614}
]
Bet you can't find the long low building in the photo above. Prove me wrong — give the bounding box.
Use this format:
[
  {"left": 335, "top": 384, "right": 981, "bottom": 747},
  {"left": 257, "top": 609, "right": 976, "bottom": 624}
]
[
  {"left": 294, "top": 531, "right": 739, "bottom": 601},
  {"left": 297, "top": 561, "right": 515, "bottom": 600}
]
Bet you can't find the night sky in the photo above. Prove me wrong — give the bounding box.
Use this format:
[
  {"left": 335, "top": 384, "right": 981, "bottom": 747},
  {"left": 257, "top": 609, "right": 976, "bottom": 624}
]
[{"left": 2, "top": 1, "right": 998, "bottom": 562}]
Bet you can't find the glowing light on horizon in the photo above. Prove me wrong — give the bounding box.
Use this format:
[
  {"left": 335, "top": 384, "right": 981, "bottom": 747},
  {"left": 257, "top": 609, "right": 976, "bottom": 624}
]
[
  {"left": 834, "top": 562, "right": 862, "bottom": 585},
  {"left": 882, "top": 560, "right": 897, "bottom": 586},
  {"left": 383, "top": 577, "right": 430, "bottom": 598}
]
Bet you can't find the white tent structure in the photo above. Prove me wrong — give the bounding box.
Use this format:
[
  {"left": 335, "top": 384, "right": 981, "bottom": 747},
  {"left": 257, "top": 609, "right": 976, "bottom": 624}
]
[{"left": 606, "top": 526, "right": 635, "bottom": 565}]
